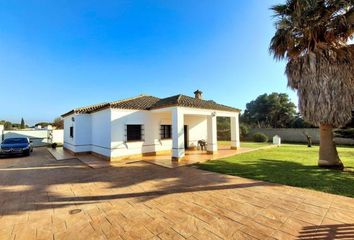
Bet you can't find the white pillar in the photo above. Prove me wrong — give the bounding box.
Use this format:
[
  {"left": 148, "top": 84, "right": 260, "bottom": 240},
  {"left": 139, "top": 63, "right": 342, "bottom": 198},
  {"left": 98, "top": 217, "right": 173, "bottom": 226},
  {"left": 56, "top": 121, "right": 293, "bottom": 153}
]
[
  {"left": 172, "top": 108, "right": 185, "bottom": 161},
  {"left": 231, "top": 114, "right": 240, "bottom": 149},
  {"left": 207, "top": 114, "right": 218, "bottom": 154}
]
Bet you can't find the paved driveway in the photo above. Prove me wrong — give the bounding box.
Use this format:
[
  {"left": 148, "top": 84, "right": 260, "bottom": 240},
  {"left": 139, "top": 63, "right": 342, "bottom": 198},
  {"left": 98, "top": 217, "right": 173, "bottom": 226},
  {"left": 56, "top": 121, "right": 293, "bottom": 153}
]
[{"left": 0, "top": 148, "right": 353, "bottom": 240}]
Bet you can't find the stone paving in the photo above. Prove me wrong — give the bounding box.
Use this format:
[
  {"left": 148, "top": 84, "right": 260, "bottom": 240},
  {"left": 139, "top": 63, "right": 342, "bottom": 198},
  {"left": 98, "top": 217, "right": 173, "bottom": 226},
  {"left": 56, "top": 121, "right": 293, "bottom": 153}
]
[{"left": 0, "top": 148, "right": 354, "bottom": 240}]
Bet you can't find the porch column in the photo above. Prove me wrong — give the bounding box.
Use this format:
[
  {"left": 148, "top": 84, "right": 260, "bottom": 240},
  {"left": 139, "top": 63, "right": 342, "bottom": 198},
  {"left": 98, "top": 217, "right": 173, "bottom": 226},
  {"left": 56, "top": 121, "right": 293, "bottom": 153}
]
[
  {"left": 207, "top": 114, "right": 218, "bottom": 154},
  {"left": 172, "top": 108, "right": 185, "bottom": 161},
  {"left": 231, "top": 114, "right": 240, "bottom": 149}
]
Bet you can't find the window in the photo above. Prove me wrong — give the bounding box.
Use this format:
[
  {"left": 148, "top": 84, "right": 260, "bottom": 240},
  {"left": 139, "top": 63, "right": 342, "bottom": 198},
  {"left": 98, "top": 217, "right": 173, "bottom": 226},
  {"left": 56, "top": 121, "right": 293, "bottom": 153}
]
[
  {"left": 70, "top": 126, "right": 74, "bottom": 138},
  {"left": 160, "top": 125, "right": 172, "bottom": 139},
  {"left": 126, "top": 125, "right": 143, "bottom": 141}
]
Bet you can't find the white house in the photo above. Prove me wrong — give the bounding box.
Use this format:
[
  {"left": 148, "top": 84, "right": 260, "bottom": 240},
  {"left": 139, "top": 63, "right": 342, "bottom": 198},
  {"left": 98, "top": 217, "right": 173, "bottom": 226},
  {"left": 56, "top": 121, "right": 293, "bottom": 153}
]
[{"left": 61, "top": 90, "right": 240, "bottom": 161}]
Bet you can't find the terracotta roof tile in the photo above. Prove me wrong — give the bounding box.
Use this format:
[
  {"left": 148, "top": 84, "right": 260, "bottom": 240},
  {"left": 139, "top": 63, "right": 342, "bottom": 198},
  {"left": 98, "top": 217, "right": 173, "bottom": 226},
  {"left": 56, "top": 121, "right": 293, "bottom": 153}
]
[
  {"left": 61, "top": 102, "right": 109, "bottom": 117},
  {"left": 110, "top": 95, "right": 160, "bottom": 110},
  {"left": 150, "top": 95, "right": 240, "bottom": 112},
  {"left": 61, "top": 93, "right": 240, "bottom": 117}
]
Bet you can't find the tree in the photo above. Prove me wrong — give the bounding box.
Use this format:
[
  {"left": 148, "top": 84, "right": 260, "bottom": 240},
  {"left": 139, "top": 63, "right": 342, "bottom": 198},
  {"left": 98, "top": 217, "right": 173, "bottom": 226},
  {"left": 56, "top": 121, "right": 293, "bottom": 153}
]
[
  {"left": 270, "top": 0, "right": 354, "bottom": 169},
  {"left": 20, "top": 118, "right": 25, "bottom": 129},
  {"left": 35, "top": 122, "right": 52, "bottom": 128},
  {"left": 4, "top": 121, "right": 12, "bottom": 130},
  {"left": 0, "top": 120, "right": 12, "bottom": 130},
  {"left": 217, "top": 117, "right": 231, "bottom": 140},
  {"left": 291, "top": 113, "right": 315, "bottom": 128},
  {"left": 242, "top": 93, "right": 296, "bottom": 128},
  {"left": 53, "top": 117, "right": 64, "bottom": 129}
]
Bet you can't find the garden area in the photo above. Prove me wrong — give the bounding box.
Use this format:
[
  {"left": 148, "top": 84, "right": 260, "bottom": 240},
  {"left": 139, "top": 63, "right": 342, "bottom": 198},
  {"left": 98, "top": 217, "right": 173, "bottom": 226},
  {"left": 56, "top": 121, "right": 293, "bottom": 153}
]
[{"left": 199, "top": 143, "right": 354, "bottom": 198}]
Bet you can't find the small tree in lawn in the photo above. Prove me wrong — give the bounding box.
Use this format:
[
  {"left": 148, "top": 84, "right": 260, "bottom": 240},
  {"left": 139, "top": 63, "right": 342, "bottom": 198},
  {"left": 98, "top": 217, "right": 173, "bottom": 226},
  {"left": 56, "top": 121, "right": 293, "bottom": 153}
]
[
  {"left": 270, "top": 0, "right": 354, "bottom": 169},
  {"left": 20, "top": 118, "right": 25, "bottom": 129}
]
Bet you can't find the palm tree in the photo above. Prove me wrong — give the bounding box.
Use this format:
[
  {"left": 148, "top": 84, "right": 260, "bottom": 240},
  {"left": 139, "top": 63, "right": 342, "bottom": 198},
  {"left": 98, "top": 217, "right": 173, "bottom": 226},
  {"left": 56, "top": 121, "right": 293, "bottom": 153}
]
[{"left": 270, "top": 0, "right": 354, "bottom": 170}]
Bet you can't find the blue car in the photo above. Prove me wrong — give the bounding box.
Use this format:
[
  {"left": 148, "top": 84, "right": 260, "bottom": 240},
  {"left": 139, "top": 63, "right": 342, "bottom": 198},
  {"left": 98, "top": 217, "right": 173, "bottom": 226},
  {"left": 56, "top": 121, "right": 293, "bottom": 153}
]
[{"left": 0, "top": 137, "right": 33, "bottom": 157}]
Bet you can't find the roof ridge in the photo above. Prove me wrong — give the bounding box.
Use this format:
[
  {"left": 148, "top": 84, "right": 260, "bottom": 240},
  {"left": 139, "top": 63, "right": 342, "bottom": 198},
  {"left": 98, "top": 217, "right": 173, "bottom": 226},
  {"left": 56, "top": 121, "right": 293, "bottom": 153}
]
[{"left": 75, "top": 101, "right": 109, "bottom": 111}]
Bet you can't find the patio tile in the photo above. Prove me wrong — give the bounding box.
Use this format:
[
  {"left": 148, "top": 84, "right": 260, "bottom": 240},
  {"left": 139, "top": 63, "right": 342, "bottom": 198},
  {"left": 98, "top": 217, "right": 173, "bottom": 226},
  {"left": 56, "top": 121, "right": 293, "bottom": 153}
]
[
  {"left": 206, "top": 217, "right": 243, "bottom": 239},
  {"left": 231, "top": 231, "right": 258, "bottom": 240},
  {"left": 253, "top": 214, "right": 283, "bottom": 230},
  {"left": 12, "top": 223, "right": 36, "bottom": 240},
  {"left": 145, "top": 217, "right": 174, "bottom": 236},
  {"left": 2, "top": 147, "right": 354, "bottom": 240},
  {"left": 191, "top": 228, "right": 223, "bottom": 240},
  {"left": 36, "top": 229, "right": 53, "bottom": 240},
  {"left": 325, "top": 207, "right": 354, "bottom": 223},
  {"left": 119, "top": 226, "right": 154, "bottom": 240},
  {"left": 0, "top": 227, "right": 13, "bottom": 240},
  {"left": 172, "top": 215, "right": 209, "bottom": 238},
  {"left": 158, "top": 228, "right": 185, "bottom": 240},
  {"left": 290, "top": 209, "right": 324, "bottom": 225},
  {"left": 297, "top": 202, "right": 328, "bottom": 216},
  {"left": 271, "top": 230, "right": 296, "bottom": 240},
  {"left": 303, "top": 200, "right": 332, "bottom": 210},
  {"left": 239, "top": 219, "right": 276, "bottom": 239},
  {"left": 257, "top": 206, "right": 290, "bottom": 223},
  {"left": 279, "top": 217, "right": 315, "bottom": 236}
]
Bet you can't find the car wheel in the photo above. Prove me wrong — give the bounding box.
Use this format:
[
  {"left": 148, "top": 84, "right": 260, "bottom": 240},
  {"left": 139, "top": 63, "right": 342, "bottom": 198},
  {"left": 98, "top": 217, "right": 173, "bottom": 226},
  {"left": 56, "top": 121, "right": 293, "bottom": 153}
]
[{"left": 24, "top": 150, "right": 30, "bottom": 156}]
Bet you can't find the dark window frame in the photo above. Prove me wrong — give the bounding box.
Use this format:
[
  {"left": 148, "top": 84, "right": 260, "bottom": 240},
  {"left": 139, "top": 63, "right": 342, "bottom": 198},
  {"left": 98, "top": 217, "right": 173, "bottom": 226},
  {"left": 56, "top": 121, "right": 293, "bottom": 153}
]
[
  {"left": 69, "top": 126, "right": 74, "bottom": 138},
  {"left": 126, "top": 124, "right": 144, "bottom": 142},
  {"left": 160, "top": 125, "right": 172, "bottom": 139}
]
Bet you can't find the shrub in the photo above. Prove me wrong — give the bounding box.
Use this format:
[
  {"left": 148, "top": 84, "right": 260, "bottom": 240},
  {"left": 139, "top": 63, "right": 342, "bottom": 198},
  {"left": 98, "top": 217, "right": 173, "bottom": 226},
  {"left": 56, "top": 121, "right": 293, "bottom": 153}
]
[{"left": 253, "top": 133, "right": 268, "bottom": 142}]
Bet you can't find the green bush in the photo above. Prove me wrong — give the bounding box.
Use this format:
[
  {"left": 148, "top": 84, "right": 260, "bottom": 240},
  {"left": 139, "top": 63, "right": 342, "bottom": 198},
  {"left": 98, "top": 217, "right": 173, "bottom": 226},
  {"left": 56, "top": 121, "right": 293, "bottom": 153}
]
[{"left": 253, "top": 133, "right": 268, "bottom": 142}]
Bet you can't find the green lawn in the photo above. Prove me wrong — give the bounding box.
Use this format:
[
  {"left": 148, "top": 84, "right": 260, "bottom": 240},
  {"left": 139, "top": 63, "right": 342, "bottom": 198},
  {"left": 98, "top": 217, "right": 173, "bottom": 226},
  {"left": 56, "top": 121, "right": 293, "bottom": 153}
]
[
  {"left": 218, "top": 141, "right": 271, "bottom": 149},
  {"left": 198, "top": 144, "right": 354, "bottom": 198}
]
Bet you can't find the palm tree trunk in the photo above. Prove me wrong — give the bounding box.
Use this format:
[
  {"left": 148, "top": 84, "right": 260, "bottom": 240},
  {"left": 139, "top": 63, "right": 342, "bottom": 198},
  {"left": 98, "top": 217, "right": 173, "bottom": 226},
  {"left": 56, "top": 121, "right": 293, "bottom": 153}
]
[{"left": 318, "top": 124, "right": 344, "bottom": 170}]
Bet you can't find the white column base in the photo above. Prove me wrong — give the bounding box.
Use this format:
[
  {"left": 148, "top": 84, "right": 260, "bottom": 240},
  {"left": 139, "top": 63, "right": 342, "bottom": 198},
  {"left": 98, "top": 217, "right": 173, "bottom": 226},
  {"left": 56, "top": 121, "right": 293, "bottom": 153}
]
[
  {"left": 172, "top": 148, "right": 185, "bottom": 161},
  {"left": 231, "top": 114, "right": 240, "bottom": 149}
]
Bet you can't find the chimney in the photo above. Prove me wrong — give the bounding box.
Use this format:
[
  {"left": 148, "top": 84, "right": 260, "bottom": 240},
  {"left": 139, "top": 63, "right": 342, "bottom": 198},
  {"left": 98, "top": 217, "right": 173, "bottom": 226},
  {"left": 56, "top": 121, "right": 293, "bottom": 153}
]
[{"left": 194, "top": 90, "right": 203, "bottom": 100}]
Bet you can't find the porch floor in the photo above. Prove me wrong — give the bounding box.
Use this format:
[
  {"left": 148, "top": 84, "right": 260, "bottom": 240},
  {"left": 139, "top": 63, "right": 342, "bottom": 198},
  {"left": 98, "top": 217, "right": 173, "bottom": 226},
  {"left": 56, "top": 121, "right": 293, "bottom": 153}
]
[{"left": 141, "top": 145, "right": 255, "bottom": 168}]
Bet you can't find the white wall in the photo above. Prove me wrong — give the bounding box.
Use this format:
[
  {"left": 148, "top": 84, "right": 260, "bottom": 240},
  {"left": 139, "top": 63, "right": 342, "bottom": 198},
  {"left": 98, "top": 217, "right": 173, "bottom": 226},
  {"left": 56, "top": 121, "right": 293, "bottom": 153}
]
[
  {"left": 110, "top": 109, "right": 174, "bottom": 158},
  {"left": 0, "top": 125, "right": 3, "bottom": 141},
  {"left": 63, "top": 114, "right": 92, "bottom": 153},
  {"left": 247, "top": 128, "right": 354, "bottom": 145},
  {"left": 3, "top": 129, "right": 64, "bottom": 147},
  {"left": 63, "top": 115, "right": 75, "bottom": 151},
  {"left": 109, "top": 109, "right": 210, "bottom": 158},
  {"left": 91, "top": 109, "right": 111, "bottom": 157},
  {"left": 63, "top": 106, "right": 239, "bottom": 159},
  {"left": 184, "top": 115, "right": 207, "bottom": 148},
  {"left": 52, "top": 130, "right": 64, "bottom": 144}
]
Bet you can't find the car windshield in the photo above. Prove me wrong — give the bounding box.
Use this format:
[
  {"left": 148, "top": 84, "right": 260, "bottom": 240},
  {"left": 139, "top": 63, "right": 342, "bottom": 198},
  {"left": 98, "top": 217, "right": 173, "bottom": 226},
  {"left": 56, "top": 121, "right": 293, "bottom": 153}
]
[{"left": 2, "top": 138, "right": 29, "bottom": 144}]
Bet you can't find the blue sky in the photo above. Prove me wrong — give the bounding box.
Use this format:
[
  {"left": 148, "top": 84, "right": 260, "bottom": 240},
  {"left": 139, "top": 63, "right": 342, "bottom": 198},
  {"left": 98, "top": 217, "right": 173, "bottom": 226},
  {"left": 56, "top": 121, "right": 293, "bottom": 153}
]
[{"left": 0, "top": 0, "right": 296, "bottom": 125}]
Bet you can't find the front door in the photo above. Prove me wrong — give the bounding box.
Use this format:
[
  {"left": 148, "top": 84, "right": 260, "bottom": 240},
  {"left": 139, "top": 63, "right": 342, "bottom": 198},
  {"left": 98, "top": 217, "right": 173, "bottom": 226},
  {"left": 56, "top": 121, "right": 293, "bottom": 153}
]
[{"left": 184, "top": 125, "right": 188, "bottom": 149}]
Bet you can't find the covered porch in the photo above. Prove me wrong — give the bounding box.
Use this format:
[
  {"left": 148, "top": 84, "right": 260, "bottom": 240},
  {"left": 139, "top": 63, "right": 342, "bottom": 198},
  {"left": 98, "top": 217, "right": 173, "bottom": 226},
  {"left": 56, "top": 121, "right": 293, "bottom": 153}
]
[
  {"left": 141, "top": 144, "right": 251, "bottom": 168},
  {"left": 151, "top": 106, "right": 241, "bottom": 163}
]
